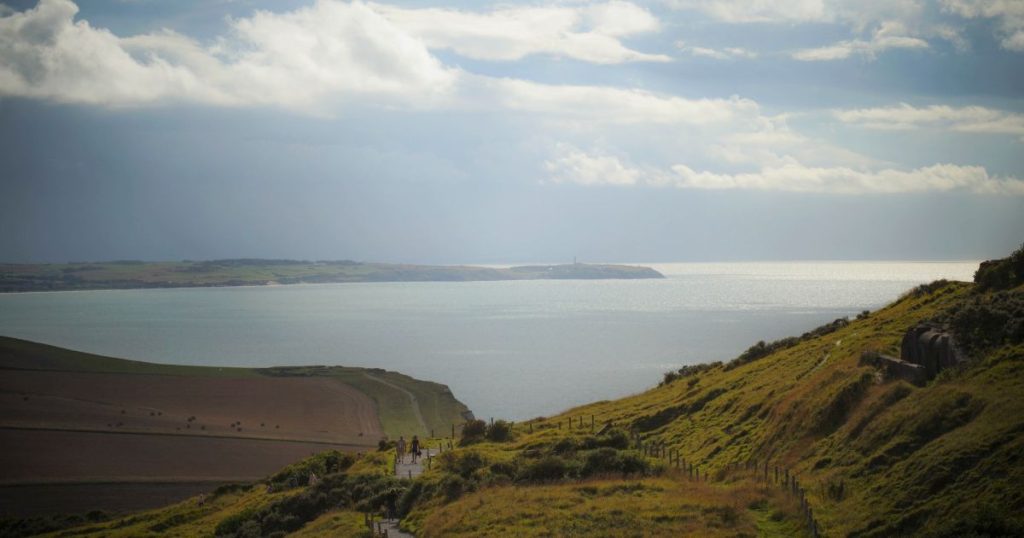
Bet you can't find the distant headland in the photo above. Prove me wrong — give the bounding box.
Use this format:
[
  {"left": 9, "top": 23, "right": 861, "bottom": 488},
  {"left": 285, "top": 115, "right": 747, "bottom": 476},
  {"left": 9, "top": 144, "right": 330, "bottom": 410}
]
[{"left": 0, "top": 259, "right": 665, "bottom": 292}]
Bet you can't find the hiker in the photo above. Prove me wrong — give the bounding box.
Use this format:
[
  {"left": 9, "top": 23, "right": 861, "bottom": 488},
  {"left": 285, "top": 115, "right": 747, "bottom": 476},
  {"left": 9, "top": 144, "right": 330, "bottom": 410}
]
[
  {"left": 396, "top": 435, "right": 407, "bottom": 464},
  {"left": 411, "top": 435, "right": 420, "bottom": 463}
]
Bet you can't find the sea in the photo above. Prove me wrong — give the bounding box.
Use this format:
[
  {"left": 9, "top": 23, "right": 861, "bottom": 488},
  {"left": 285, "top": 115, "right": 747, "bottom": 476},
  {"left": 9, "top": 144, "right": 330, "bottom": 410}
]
[{"left": 0, "top": 261, "right": 979, "bottom": 421}]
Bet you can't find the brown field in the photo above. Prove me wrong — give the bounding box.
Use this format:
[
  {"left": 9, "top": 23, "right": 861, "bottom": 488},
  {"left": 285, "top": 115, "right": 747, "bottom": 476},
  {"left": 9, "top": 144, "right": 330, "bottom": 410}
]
[
  {"left": 0, "top": 370, "right": 382, "bottom": 443},
  {"left": 0, "top": 369, "right": 382, "bottom": 516}
]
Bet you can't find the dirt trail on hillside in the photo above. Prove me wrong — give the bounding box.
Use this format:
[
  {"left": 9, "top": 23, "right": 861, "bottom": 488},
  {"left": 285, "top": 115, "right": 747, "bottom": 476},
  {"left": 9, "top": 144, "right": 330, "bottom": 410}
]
[{"left": 363, "top": 373, "right": 428, "bottom": 434}]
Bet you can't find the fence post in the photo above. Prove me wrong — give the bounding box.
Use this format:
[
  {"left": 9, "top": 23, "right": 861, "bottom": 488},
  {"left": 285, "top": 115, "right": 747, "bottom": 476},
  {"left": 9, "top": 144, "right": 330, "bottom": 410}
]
[
  {"left": 451, "top": 424, "right": 455, "bottom": 439},
  {"left": 591, "top": 415, "right": 595, "bottom": 431}
]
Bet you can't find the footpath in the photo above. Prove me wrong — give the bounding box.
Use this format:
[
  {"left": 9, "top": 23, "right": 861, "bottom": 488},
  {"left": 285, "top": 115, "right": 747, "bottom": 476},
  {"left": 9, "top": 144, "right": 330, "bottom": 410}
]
[{"left": 370, "top": 446, "right": 439, "bottom": 537}]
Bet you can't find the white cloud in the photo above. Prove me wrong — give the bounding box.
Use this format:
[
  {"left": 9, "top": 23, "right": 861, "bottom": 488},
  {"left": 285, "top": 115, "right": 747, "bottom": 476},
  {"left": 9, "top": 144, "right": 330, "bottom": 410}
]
[
  {"left": 676, "top": 41, "right": 759, "bottom": 59},
  {"left": 545, "top": 145, "right": 647, "bottom": 186},
  {"left": 371, "top": 1, "right": 670, "bottom": 64},
  {"left": 671, "top": 159, "right": 1024, "bottom": 194},
  {"left": 792, "top": 21, "right": 929, "bottom": 61},
  {"left": 483, "top": 77, "right": 761, "bottom": 126},
  {"left": 666, "top": 1, "right": 978, "bottom": 57},
  {"left": 545, "top": 148, "right": 1024, "bottom": 195},
  {"left": 0, "top": 0, "right": 457, "bottom": 110},
  {"left": 941, "top": 0, "right": 1024, "bottom": 51},
  {"left": 835, "top": 103, "right": 1024, "bottom": 140},
  {"left": 663, "top": 0, "right": 828, "bottom": 23}
]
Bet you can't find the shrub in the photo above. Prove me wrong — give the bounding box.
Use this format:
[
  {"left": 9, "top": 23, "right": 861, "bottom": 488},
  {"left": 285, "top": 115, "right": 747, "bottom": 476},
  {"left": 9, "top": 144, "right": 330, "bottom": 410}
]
[
  {"left": 944, "top": 290, "right": 1024, "bottom": 353},
  {"left": 905, "top": 279, "right": 951, "bottom": 298},
  {"left": 396, "top": 480, "right": 425, "bottom": 517},
  {"left": 974, "top": 244, "right": 1024, "bottom": 292},
  {"left": 660, "top": 362, "right": 721, "bottom": 386},
  {"left": 267, "top": 450, "right": 354, "bottom": 490},
  {"left": 552, "top": 437, "right": 579, "bottom": 455},
  {"left": 725, "top": 318, "right": 849, "bottom": 371},
  {"left": 214, "top": 508, "right": 256, "bottom": 536},
  {"left": 439, "top": 450, "right": 487, "bottom": 479},
  {"left": 460, "top": 419, "right": 487, "bottom": 445},
  {"left": 485, "top": 420, "right": 513, "bottom": 442},
  {"left": 489, "top": 461, "right": 519, "bottom": 478},
  {"left": 518, "top": 455, "right": 569, "bottom": 481},
  {"left": 212, "top": 483, "right": 249, "bottom": 497},
  {"left": 439, "top": 474, "right": 466, "bottom": 501}
]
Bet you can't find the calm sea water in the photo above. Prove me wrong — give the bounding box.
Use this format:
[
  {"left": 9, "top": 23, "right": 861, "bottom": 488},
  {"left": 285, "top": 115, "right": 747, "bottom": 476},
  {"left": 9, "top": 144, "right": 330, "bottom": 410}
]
[{"left": 0, "top": 262, "right": 978, "bottom": 420}]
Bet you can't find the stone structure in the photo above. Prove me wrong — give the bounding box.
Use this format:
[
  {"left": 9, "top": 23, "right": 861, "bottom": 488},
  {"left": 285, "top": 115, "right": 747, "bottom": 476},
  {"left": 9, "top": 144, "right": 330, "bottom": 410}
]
[
  {"left": 900, "top": 323, "right": 965, "bottom": 379},
  {"left": 870, "top": 324, "right": 964, "bottom": 386}
]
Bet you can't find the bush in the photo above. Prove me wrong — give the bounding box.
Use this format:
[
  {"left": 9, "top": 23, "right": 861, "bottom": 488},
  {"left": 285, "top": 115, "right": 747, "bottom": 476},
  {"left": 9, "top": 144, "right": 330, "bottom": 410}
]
[
  {"left": 217, "top": 471, "right": 405, "bottom": 537},
  {"left": 460, "top": 419, "right": 487, "bottom": 445},
  {"left": 212, "top": 483, "right": 250, "bottom": 497},
  {"left": 267, "top": 450, "right": 354, "bottom": 490},
  {"left": 518, "top": 455, "right": 569, "bottom": 481},
  {"left": 944, "top": 290, "right": 1024, "bottom": 353},
  {"left": 552, "top": 437, "right": 579, "bottom": 455},
  {"left": 396, "top": 480, "right": 425, "bottom": 518},
  {"left": 439, "top": 450, "right": 487, "bottom": 479},
  {"left": 485, "top": 420, "right": 513, "bottom": 442},
  {"left": 905, "top": 279, "right": 951, "bottom": 298},
  {"left": 724, "top": 318, "right": 849, "bottom": 371},
  {"left": 439, "top": 474, "right": 466, "bottom": 501},
  {"left": 489, "top": 461, "right": 519, "bottom": 478},
  {"left": 974, "top": 244, "right": 1024, "bottom": 292},
  {"left": 660, "top": 362, "right": 721, "bottom": 386}
]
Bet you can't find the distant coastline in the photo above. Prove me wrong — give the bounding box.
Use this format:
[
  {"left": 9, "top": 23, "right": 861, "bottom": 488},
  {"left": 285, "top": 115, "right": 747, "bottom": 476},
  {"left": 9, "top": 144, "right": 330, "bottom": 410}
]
[{"left": 0, "top": 259, "right": 665, "bottom": 293}]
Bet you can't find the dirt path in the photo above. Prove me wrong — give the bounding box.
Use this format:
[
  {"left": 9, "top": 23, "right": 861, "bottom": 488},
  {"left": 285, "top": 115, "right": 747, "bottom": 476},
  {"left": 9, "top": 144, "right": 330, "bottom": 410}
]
[
  {"left": 363, "top": 373, "right": 427, "bottom": 434},
  {"left": 812, "top": 337, "right": 846, "bottom": 372}
]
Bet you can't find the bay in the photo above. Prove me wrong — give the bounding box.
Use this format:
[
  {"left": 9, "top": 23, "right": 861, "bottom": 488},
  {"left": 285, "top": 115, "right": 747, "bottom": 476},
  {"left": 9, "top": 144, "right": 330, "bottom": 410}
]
[{"left": 0, "top": 261, "right": 978, "bottom": 420}]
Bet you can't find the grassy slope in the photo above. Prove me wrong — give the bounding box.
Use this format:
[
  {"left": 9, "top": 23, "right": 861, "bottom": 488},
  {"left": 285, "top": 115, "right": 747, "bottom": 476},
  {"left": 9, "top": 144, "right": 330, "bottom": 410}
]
[
  {"left": 0, "top": 337, "right": 470, "bottom": 440},
  {"left": 263, "top": 365, "right": 470, "bottom": 438},
  {"left": 34, "top": 272, "right": 1024, "bottom": 537},
  {"left": 34, "top": 453, "right": 391, "bottom": 538},
  {"left": 553, "top": 281, "right": 1024, "bottom": 536},
  {"left": 0, "top": 260, "right": 662, "bottom": 292}
]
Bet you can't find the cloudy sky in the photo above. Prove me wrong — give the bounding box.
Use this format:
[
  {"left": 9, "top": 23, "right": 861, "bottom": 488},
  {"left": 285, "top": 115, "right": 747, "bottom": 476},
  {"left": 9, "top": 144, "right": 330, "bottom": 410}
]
[{"left": 1, "top": 0, "right": 1022, "bottom": 263}]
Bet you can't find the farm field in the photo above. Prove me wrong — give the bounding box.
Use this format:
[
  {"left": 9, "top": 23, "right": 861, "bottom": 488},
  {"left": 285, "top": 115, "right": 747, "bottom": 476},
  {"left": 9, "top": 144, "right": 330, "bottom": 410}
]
[{"left": 0, "top": 337, "right": 469, "bottom": 516}]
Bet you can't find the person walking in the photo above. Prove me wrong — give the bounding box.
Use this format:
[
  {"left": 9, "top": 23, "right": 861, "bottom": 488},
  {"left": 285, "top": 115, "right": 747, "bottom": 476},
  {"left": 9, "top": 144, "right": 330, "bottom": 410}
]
[
  {"left": 410, "top": 435, "right": 420, "bottom": 464},
  {"left": 396, "top": 436, "right": 407, "bottom": 464}
]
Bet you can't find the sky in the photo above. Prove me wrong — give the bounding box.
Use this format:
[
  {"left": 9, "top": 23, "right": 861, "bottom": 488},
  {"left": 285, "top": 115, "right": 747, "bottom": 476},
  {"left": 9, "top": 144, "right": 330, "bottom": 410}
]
[{"left": 1, "top": 0, "right": 1023, "bottom": 264}]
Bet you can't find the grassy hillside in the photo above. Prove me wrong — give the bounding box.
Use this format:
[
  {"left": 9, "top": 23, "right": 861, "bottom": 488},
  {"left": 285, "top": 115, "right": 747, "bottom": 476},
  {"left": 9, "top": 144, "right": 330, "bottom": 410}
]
[
  {"left": 0, "top": 259, "right": 663, "bottom": 292},
  {"left": 22, "top": 249, "right": 1024, "bottom": 536}
]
